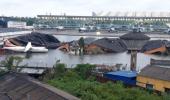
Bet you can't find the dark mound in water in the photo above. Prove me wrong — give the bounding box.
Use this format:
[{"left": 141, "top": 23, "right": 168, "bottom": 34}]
[{"left": 11, "top": 32, "right": 60, "bottom": 49}]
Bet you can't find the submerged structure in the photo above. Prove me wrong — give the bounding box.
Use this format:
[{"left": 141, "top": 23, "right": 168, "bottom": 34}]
[
  {"left": 9, "top": 32, "right": 60, "bottom": 49},
  {"left": 120, "top": 30, "right": 150, "bottom": 51},
  {"left": 87, "top": 38, "right": 127, "bottom": 53},
  {"left": 59, "top": 37, "right": 127, "bottom": 55},
  {"left": 141, "top": 40, "right": 167, "bottom": 54}
]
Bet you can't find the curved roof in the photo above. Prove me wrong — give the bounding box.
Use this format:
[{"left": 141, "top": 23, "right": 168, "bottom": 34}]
[
  {"left": 120, "top": 32, "right": 150, "bottom": 40},
  {"left": 12, "top": 32, "right": 60, "bottom": 49},
  {"left": 141, "top": 40, "right": 166, "bottom": 52},
  {"left": 92, "top": 38, "right": 127, "bottom": 53}
]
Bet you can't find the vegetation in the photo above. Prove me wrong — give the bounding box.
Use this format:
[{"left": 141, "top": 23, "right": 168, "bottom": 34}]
[
  {"left": 0, "top": 70, "right": 6, "bottom": 76},
  {"left": 44, "top": 63, "right": 170, "bottom": 100},
  {"left": 78, "top": 37, "right": 85, "bottom": 55},
  {"left": 0, "top": 56, "right": 23, "bottom": 72}
]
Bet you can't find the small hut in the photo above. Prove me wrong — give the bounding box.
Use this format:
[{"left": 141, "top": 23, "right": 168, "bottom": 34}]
[{"left": 120, "top": 29, "right": 150, "bottom": 71}]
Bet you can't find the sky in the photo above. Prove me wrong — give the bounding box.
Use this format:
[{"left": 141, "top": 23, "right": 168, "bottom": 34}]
[{"left": 0, "top": 0, "right": 170, "bottom": 17}]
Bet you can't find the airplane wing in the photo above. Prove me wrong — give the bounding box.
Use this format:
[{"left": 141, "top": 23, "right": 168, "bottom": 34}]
[{"left": 24, "top": 42, "right": 32, "bottom": 52}]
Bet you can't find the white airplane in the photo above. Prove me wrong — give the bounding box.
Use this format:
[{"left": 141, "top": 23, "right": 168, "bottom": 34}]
[{"left": 3, "top": 40, "right": 48, "bottom": 53}]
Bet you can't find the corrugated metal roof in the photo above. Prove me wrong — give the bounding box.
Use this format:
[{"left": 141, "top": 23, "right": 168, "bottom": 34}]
[
  {"left": 84, "top": 37, "right": 96, "bottom": 45},
  {"left": 141, "top": 40, "right": 166, "bottom": 52},
  {"left": 106, "top": 71, "right": 137, "bottom": 78},
  {"left": 138, "top": 65, "right": 170, "bottom": 82},
  {"left": 120, "top": 32, "right": 150, "bottom": 50},
  {"left": 0, "top": 72, "right": 79, "bottom": 100},
  {"left": 120, "top": 32, "right": 150, "bottom": 40},
  {"left": 92, "top": 38, "right": 127, "bottom": 52},
  {"left": 123, "top": 40, "right": 148, "bottom": 50},
  {"left": 150, "top": 59, "right": 170, "bottom": 66}
]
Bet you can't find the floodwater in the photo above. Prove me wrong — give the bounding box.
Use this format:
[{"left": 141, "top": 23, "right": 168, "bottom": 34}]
[{"left": 2, "top": 34, "right": 170, "bottom": 71}]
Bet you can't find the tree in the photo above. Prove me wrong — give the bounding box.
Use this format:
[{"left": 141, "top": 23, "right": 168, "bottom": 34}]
[
  {"left": 78, "top": 37, "right": 85, "bottom": 55},
  {"left": 74, "top": 64, "right": 95, "bottom": 79}
]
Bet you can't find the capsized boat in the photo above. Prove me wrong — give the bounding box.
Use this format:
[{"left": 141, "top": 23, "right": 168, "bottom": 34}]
[{"left": 3, "top": 39, "right": 48, "bottom": 53}]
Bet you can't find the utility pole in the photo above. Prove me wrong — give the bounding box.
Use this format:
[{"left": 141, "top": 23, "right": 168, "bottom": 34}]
[{"left": 130, "top": 50, "right": 137, "bottom": 71}]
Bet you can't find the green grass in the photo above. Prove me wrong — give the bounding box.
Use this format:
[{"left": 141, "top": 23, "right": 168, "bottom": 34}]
[{"left": 44, "top": 63, "right": 170, "bottom": 100}]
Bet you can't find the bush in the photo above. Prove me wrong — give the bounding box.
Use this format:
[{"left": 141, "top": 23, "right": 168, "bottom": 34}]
[
  {"left": 0, "top": 56, "right": 23, "bottom": 72},
  {"left": 74, "top": 64, "right": 95, "bottom": 79},
  {"left": 53, "top": 63, "right": 66, "bottom": 77},
  {"left": 42, "top": 63, "right": 66, "bottom": 81},
  {"left": 46, "top": 64, "right": 167, "bottom": 100}
]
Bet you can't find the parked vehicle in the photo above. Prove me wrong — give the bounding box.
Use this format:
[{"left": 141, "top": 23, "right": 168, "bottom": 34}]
[
  {"left": 108, "top": 27, "right": 117, "bottom": 32},
  {"left": 164, "top": 28, "right": 170, "bottom": 34},
  {"left": 78, "top": 26, "right": 97, "bottom": 32}
]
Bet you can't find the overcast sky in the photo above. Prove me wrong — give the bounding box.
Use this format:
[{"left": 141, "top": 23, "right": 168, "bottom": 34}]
[{"left": 0, "top": 0, "right": 170, "bottom": 17}]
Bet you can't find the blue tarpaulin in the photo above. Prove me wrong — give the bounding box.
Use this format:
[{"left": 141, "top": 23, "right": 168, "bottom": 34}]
[{"left": 104, "top": 71, "right": 137, "bottom": 86}]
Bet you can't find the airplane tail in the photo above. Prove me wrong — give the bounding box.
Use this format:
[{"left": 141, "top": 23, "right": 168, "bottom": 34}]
[
  {"left": 24, "top": 42, "right": 32, "bottom": 52},
  {"left": 3, "top": 39, "right": 17, "bottom": 47}
]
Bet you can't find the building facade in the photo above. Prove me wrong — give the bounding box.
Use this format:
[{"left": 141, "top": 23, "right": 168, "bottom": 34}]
[
  {"left": 137, "top": 62, "right": 170, "bottom": 93},
  {"left": 7, "top": 21, "right": 27, "bottom": 28}
]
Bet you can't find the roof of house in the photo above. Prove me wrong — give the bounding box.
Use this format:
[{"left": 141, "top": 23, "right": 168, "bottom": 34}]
[
  {"left": 122, "top": 40, "right": 148, "bottom": 50},
  {"left": 92, "top": 38, "right": 127, "bottom": 53},
  {"left": 105, "top": 71, "right": 137, "bottom": 78},
  {"left": 138, "top": 65, "right": 170, "bottom": 82},
  {"left": 12, "top": 32, "right": 60, "bottom": 49},
  {"left": 141, "top": 40, "right": 166, "bottom": 52},
  {"left": 84, "top": 38, "right": 96, "bottom": 45},
  {"left": 164, "top": 41, "right": 170, "bottom": 47},
  {"left": 150, "top": 59, "right": 170, "bottom": 66},
  {"left": 0, "top": 72, "right": 79, "bottom": 100},
  {"left": 120, "top": 32, "right": 150, "bottom": 40},
  {"left": 119, "top": 32, "right": 150, "bottom": 50}
]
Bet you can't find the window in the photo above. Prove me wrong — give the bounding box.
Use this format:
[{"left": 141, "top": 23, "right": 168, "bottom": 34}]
[
  {"left": 146, "top": 84, "right": 153, "bottom": 90},
  {"left": 165, "top": 88, "right": 170, "bottom": 94}
]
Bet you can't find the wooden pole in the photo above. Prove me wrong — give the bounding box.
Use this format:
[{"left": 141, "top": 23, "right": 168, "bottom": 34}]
[{"left": 130, "top": 50, "right": 137, "bottom": 71}]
